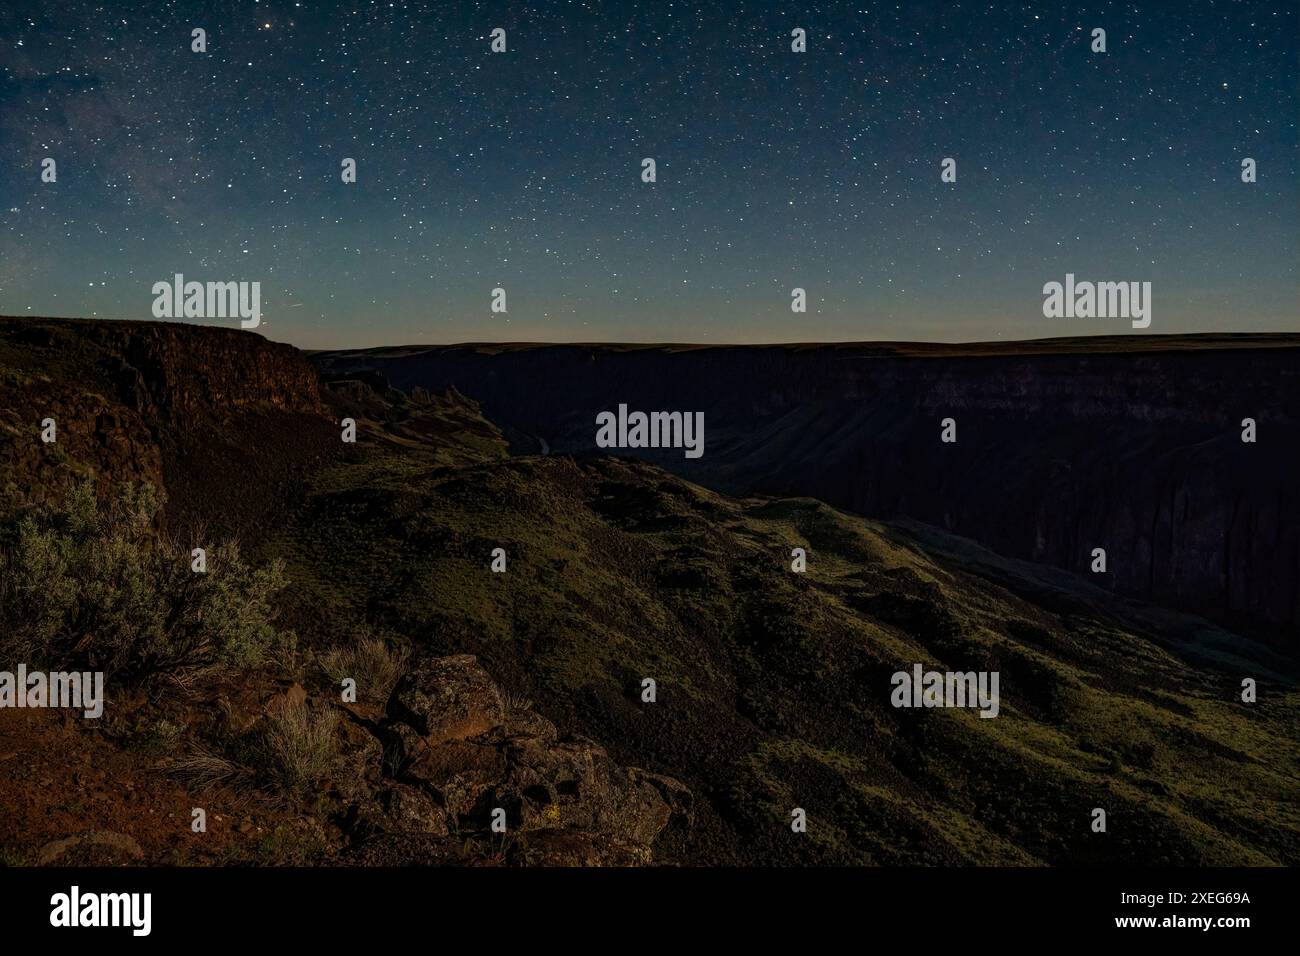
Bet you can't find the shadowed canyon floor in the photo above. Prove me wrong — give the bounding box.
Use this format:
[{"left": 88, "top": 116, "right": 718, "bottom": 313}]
[{"left": 0, "top": 319, "right": 1296, "bottom": 866}]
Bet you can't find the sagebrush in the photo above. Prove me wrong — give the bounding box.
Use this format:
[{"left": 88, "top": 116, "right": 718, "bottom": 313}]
[{"left": 0, "top": 481, "right": 292, "bottom": 679}]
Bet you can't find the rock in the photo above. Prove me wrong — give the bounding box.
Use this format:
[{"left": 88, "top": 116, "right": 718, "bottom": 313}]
[
  {"left": 334, "top": 717, "right": 386, "bottom": 803},
  {"left": 382, "top": 722, "right": 427, "bottom": 777},
  {"left": 630, "top": 768, "right": 695, "bottom": 827},
  {"left": 406, "top": 739, "right": 508, "bottom": 821},
  {"left": 377, "top": 785, "right": 448, "bottom": 836},
  {"left": 478, "top": 720, "right": 685, "bottom": 849},
  {"left": 0, "top": 317, "right": 333, "bottom": 539},
  {"left": 361, "top": 654, "right": 691, "bottom": 862},
  {"left": 265, "top": 682, "right": 308, "bottom": 718},
  {"left": 496, "top": 709, "right": 558, "bottom": 747},
  {"left": 37, "top": 830, "right": 144, "bottom": 865},
  {"left": 388, "top": 655, "right": 506, "bottom": 744}
]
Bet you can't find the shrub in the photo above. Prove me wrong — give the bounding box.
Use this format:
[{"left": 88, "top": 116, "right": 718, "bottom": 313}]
[
  {"left": 170, "top": 742, "right": 254, "bottom": 793},
  {"left": 0, "top": 481, "right": 291, "bottom": 679},
  {"left": 317, "top": 633, "right": 408, "bottom": 703},
  {"left": 256, "top": 701, "right": 339, "bottom": 796}
]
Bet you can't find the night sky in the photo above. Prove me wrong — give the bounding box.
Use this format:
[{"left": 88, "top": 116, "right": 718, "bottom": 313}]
[{"left": 1, "top": 1, "right": 1295, "bottom": 348}]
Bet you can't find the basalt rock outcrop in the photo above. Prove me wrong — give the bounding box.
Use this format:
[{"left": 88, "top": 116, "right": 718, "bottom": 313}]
[
  {"left": 0, "top": 317, "right": 335, "bottom": 537},
  {"left": 351, "top": 654, "right": 692, "bottom": 865}
]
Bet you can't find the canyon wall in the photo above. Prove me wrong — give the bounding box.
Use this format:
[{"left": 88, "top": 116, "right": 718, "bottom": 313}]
[
  {"left": 5, "top": 320, "right": 1295, "bottom": 633},
  {"left": 316, "top": 337, "right": 1300, "bottom": 634},
  {"left": 0, "top": 318, "right": 333, "bottom": 536}
]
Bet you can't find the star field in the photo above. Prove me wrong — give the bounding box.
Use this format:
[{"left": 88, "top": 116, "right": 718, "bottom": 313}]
[{"left": 1, "top": 0, "right": 1295, "bottom": 347}]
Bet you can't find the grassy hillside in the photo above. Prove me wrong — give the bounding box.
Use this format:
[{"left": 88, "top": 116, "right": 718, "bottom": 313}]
[{"left": 264, "top": 380, "right": 1299, "bottom": 865}]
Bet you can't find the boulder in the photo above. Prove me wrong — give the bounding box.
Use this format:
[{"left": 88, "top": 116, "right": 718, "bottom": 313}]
[
  {"left": 406, "top": 739, "right": 509, "bottom": 821},
  {"left": 388, "top": 655, "right": 505, "bottom": 745},
  {"left": 378, "top": 785, "right": 448, "bottom": 836},
  {"left": 372, "top": 653, "right": 692, "bottom": 863},
  {"left": 265, "top": 682, "right": 308, "bottom": 718}
]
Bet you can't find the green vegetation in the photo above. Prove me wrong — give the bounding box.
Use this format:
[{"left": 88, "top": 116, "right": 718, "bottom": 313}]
[
  {"left": 253, "top": 700, "right": 340, "bottom": 797},
  {"left": 0, "top": 481, "right": 292, "bottom": 680},
  {"left": 257, "top": 401, "right": 1300, "bottom": 866},
  {"left": 316, "top": 631, "right": 409, "bottom": 703}
]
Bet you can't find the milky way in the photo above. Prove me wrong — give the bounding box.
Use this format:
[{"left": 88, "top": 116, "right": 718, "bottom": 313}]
[{"left": 1, "top": 0, "right": 1295, "bottom": 347}]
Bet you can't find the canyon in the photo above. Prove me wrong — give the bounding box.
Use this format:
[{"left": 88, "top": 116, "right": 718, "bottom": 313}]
[
  {"left": 1, "top": 317, "right": 1296, "bottom": 867},
  {"left": 315, "top": 336, "right": 1300, "bottom": 638}
]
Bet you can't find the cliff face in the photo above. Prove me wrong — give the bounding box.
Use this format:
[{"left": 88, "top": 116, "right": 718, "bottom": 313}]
[
  {"left": 71, "top": 319, "right": 325, "bottom": 425},
  {"left": 0, "top": 318, "right": 333, "bottom": 536},
  {"left": 315, "top": 338, "right": 1300, "bottom": 634}
]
